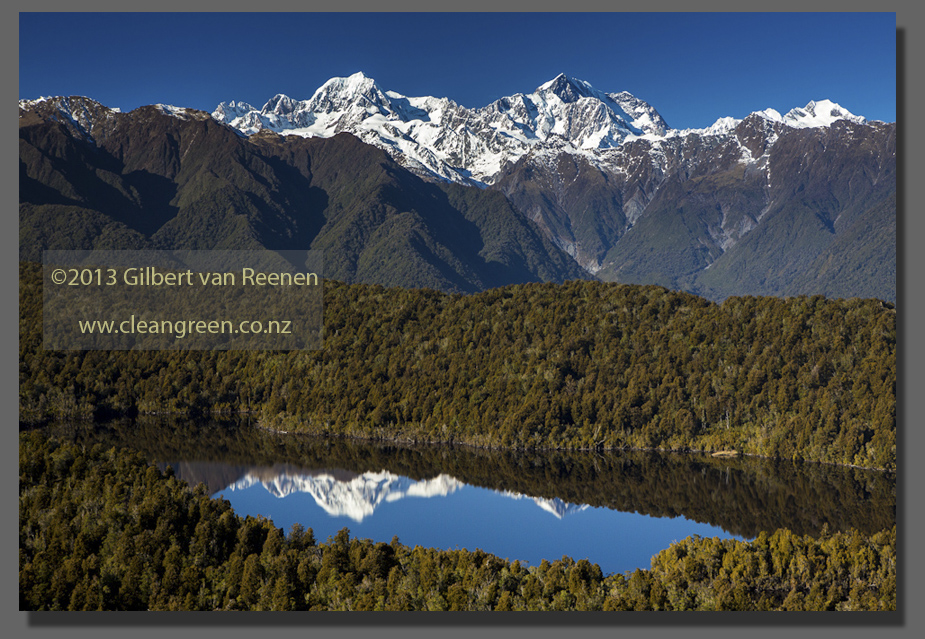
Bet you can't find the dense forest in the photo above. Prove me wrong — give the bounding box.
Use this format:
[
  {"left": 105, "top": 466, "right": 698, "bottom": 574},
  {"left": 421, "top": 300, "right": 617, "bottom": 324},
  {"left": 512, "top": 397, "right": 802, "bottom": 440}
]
[
  {"left": 19, "top": 432, "right": 896, "bottom": 611},
  {"left": 21, "top": 262, "right": 896, "bottom": 470}
]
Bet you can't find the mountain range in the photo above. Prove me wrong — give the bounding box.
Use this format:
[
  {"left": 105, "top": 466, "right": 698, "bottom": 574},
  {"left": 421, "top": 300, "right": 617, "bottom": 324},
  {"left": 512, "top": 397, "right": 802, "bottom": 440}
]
[{"left": 19, "top": 73, "right": 896, "bottom": 300}]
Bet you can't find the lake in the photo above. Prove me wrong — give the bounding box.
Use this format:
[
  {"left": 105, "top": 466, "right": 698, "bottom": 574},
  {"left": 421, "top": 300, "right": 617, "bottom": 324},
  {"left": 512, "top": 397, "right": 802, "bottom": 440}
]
[{"left": 41, "top": 417, "right": 896, "bottom": 577}]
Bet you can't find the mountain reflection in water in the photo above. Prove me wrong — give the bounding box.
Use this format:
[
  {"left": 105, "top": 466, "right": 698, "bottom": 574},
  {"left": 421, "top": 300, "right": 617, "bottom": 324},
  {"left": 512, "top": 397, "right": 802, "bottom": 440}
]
[
  {"left": 220, "top": 466, "right": 588, "bottom": 521},
  {"left": 225, "top": 468, "right": 465, "bottom": 521},
  {"left": 39, "top": 418, "right": 895, "bottom": 575},
  {"left": 207, "top": 461, "right": 741, "bottom": 575}
]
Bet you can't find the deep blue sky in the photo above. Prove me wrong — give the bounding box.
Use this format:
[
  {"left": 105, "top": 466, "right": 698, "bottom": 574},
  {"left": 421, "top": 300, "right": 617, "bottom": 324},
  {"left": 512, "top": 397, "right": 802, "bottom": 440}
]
[{"left": 20, "top": 12, "right": 896, "bottom": 130}]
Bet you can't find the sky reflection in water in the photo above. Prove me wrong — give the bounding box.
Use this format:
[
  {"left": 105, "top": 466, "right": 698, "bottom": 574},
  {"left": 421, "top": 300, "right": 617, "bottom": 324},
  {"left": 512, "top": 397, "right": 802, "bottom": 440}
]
[{"left": 213, "top": 469, "right": 747, "bottom": 576}]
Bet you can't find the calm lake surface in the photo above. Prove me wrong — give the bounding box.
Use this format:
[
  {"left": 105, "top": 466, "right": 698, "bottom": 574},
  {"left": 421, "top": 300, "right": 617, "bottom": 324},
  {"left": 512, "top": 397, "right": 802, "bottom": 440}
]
[
  {"left": 209, "top": 464, "right": 744, "bottom": 576},
  {"left": 42, "top": 417, "right": 896, "bottom": 577}
]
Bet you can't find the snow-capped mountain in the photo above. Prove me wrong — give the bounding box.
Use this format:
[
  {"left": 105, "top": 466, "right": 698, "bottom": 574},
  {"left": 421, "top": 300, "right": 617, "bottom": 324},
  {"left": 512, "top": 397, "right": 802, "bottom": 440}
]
[
  {"left": 668, "top": 99, "right": 866, "bottom": 138},
  {"left": 19, "top": 77, "right": 894, "bottom": 302},
  {"left": 780, "top": 99, "right": 867, "bottom": 128},
  {"left": 212, "top": 72, "right": 672, "bottom": 184},
  {"left": 225, "top": 468, "right": 589, "bottom": 522},
  {"left": 212, "top": 72, "right": 866, "bottom": 187}
]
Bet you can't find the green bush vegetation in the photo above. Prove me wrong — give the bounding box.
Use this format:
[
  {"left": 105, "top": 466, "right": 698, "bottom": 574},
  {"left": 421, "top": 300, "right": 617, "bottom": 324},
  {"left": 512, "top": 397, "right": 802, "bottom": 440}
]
[
  {"left": 19, "top": 432, "right": 896, "bottom": 611},
  {"left": 20, "top": 263, "right": 896, "bottom": 470}
]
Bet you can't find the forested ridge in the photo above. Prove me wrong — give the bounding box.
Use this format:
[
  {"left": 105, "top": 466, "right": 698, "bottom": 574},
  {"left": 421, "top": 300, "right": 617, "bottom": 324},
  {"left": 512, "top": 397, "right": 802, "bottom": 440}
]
[
  {"left": 20, "top": 432, "right": 896, "bottom": 611},
  {"left": 20, "top": 262, "right": 896, "bottom": 470}
]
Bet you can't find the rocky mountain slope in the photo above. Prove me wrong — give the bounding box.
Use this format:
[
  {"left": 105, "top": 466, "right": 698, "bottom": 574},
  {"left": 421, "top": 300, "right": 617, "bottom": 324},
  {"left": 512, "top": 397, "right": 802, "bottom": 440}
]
[
  {"left": 19, "top": 95, "right": 588, "bottom": 293},
  {"left": 495, "top": 111, "right": 896, "bottom": 300},
  {"left": 19, "top": 73, "right": 896, "bottom": 300},
  {"left": 211, "top": 74, "right": 896, "bottom": 301}
]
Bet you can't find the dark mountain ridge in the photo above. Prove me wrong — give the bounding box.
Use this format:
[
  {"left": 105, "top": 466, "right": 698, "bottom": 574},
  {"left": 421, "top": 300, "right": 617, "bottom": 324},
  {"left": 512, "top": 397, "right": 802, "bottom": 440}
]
[{"left": 19, "top": 96, "right": 588, "bottom": 293}]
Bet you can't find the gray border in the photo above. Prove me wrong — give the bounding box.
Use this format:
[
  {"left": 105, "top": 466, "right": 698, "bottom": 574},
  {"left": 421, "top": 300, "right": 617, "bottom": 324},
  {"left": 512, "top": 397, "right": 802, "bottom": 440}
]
[{"left": 9, "top": 2, "right": 918, "bottom": 637}]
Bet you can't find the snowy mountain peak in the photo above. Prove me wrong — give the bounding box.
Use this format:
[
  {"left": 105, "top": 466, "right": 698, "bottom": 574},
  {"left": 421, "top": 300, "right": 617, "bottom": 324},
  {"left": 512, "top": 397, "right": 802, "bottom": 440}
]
[
  {"left": 537, "top": 74, "right": 599, "bottom": 103},
  {"left": 313, "top": 71, "right": 380, "bottom": 97},
  {"left": 704, "top": 116, "right": 741, "bottom": 136},
  {"left": 308, "top": 71, "right": 391, "bottom": 113},
  {"left": 754, "top": 108, "right": 784, "bottom": 122},
  {"left": 263, "top": 93, "right": 298, "bottom": 115},
  {"left": 685, "top": 100, "right": 866, "bottom": 139},
  {"left": 323, "top": 70, "right": 376, "bottom": 91},
  {"left": 782, "top": 99, "right": 865, "bottom": 128},
  {"left": 212, "top": 100, "right": 256, "bottom": 123}
]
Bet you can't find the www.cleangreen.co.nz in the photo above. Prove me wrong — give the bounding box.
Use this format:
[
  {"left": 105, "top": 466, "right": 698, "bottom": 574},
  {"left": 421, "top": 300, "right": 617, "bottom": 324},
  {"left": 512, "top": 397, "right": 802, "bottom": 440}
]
[{"left": 77, "top": 316, "right": 293, "bottom": 339}]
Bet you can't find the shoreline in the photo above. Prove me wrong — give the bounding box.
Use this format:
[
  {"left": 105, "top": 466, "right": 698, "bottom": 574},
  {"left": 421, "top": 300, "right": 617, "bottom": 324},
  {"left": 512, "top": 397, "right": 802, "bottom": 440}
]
[
  {"left": 20, "top": 411, "right": 895, "bottom": 474},
  {"left": 251, "top": 419, "right": 895, "bottom": 474}
]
